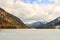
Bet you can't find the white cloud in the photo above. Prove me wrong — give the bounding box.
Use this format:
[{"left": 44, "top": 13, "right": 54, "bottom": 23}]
[{"left": 0, "top": 0, "right": 60, "bottom": 24}]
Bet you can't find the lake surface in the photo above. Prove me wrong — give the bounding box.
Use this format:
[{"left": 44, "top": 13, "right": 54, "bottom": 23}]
[{"left": 0, "top": 29, "right": 60, "bottom": 40}]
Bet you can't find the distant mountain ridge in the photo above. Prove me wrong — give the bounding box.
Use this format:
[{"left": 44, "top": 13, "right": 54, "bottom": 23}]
[
  {"left": 26, "top": 16, "right": 60, "bottom": 29},
  {"left": 36, "top": 16, "right": 60, "bottom": 29},
  {"left": 0, "top": 8, "right": 27, "bottom": 29},
  {"left": 44, "top": 16, "right": 60, "bottom": 29},
  {"left": 26, "top": 21, "right": 45, "bottom": 28}
]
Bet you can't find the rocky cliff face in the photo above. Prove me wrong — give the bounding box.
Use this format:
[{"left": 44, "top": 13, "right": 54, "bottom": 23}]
[{"left": 0, "top": 8, "right": 27, "bottom": 29}]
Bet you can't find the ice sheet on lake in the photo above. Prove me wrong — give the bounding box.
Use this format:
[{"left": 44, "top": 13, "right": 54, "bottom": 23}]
[{"left": 0, "top": 29, "right": 60, "bottom": 40}]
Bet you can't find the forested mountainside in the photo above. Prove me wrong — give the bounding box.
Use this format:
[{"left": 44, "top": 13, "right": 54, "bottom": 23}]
[{"left": 0, "top": 8, "right": 28, "bottom": 29}]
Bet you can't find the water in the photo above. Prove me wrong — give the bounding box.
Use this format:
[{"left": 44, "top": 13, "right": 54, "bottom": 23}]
[{"left": 0, "top": 29, "right": 60, "bottom": 40}]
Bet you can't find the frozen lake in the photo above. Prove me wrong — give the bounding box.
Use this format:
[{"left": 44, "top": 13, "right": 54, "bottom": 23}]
[{"left": 0, "top": 29, "right": 60, "bottom": 40}]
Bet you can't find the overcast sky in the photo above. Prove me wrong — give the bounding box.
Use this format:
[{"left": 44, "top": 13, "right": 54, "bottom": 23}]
[{"left": 0, "top": 0, "right": 60, "bottom": 24}]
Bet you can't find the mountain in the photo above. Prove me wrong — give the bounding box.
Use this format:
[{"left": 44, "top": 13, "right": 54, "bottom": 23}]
[
  {"left": 0, "top": 8, "right": 28, "bottom": 29},
  {"left": 35, "top": 16, "right": 60, "bottom": 29},
  {"left": 26, "top": 21, "right": 45, "bottom": 28},
  {"left": 45, "top": 16, "right": 60, "bottom": 29},
  {"left": 27, "top": 16, "right": 60, "bottom": 29}
]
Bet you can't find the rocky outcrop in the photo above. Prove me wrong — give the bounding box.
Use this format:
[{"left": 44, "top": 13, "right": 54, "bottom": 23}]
[{"left": 0, "top": 8, "right": 28, "bottom": 29}]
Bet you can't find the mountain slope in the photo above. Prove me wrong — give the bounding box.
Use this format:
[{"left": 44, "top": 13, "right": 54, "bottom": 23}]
[
  {"left": 0, "top": 8, "right": 27, "bottom": 29},
  {"left": 42, "top": 16, "right": 60, "bottom": 29},
  {"left": 26, "top": 21, "right": 45, "bottom": 28},
  {"left": 46, "top": 16, "right": 60, "bottom": 26},
  {"left": 33, "top": 16, "right": 60, "bottom": 29}
]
